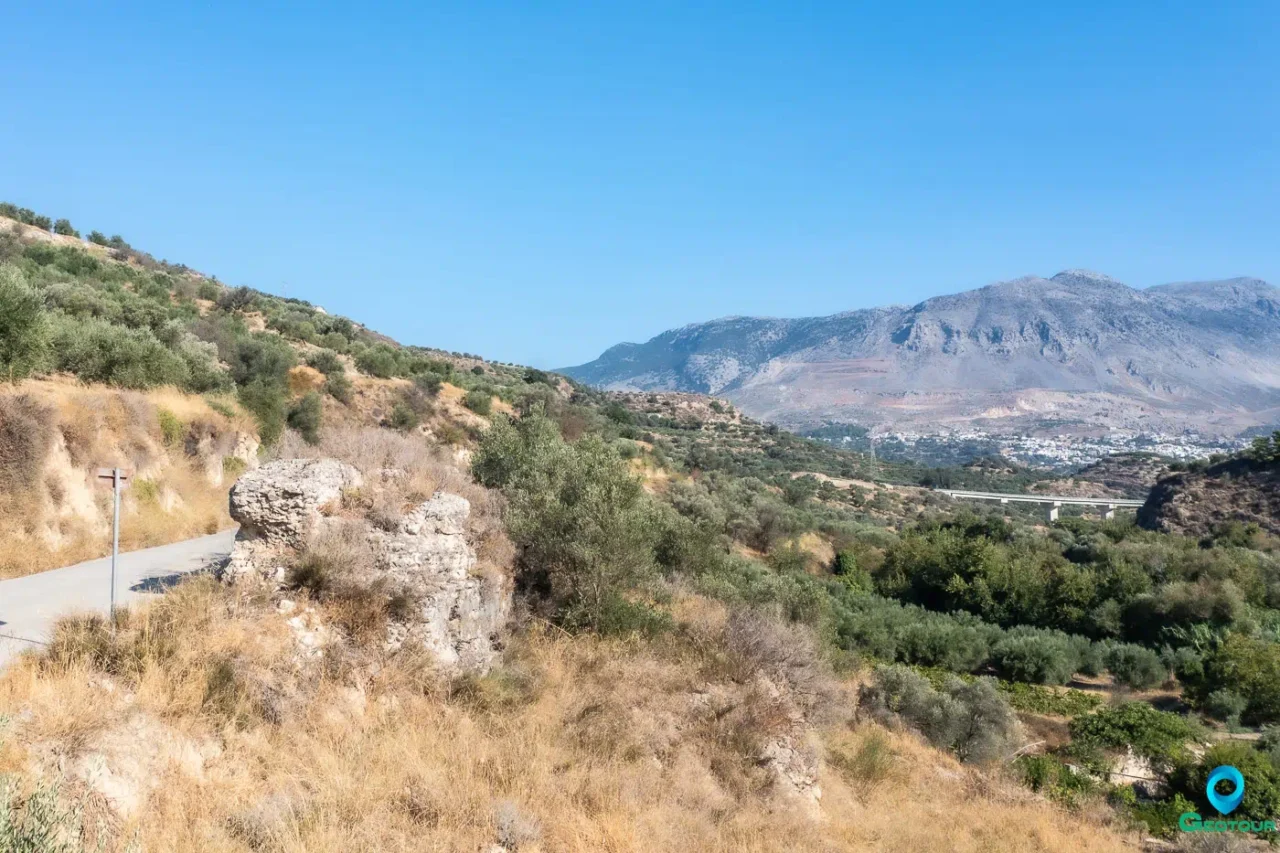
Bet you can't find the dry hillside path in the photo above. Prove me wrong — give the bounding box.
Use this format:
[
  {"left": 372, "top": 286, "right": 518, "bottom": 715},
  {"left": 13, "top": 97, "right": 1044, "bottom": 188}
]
[{"left": 0, "top": 530, "right": 236, "bottom": 668}]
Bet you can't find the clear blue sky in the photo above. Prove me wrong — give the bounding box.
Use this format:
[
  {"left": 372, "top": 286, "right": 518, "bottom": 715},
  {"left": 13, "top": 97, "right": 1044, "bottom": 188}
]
[{"left": 1, "top": 1, "right": 1276, "bottom": 368}]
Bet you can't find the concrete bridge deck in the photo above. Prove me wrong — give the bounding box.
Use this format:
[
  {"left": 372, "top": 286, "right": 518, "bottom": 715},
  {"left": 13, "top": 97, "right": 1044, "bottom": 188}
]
[{"left": 933, "top": 489, "right": 1145, "bottom": 521}]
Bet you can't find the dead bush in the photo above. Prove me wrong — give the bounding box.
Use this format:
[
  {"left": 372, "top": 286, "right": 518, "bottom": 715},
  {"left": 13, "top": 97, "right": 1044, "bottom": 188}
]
[
  {"left": 494, "top": 800, "right": 541, "bottom": 851},
  {"left": 203, "top": 653, "right": 296, "bottom": 726},
  {"left": 0, "top": 394, "right": 55, "bottom": 493},
  {"left": 721, "top": 609, "right": 845, "bottom": 724},
  {"left": 394, "top": 777, "right": 442, "bottom": 827},
  {"left": 275, "top": 425, "right": 502, "bottom": 539}
]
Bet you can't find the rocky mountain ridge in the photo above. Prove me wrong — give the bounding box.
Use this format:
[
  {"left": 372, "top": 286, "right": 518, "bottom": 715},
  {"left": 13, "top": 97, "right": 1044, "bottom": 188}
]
[{"left": 565, "top": 271, "right": 1280, "bottom": 436}]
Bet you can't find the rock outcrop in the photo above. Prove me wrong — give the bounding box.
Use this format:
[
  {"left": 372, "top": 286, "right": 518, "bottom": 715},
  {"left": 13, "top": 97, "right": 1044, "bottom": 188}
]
[
  {"left": 370, "top": 492, "right": 510, "bottom": 670},
  {"left": 230, "top": 458, "right": 362, "bottom": 548},
  {"left": 222, "top": 458, "right": 363, "bottom": 585},
  {"left": 31, "top": 713, "right": 221, "bottom": 818},
  {"left": 222, "top": 458, "right": 510, "bottom": 671}
]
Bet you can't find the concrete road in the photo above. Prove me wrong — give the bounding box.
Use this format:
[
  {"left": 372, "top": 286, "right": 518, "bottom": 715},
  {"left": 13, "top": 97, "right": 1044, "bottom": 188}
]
[{"left": 0, "top": 529, "right": 237, "bottom": 668}]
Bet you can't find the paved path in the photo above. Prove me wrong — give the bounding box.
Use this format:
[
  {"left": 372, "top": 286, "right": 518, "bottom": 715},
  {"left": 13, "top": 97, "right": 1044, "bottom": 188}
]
[{"left": 0, "top": 529, "right": 236, "bottom": 667}]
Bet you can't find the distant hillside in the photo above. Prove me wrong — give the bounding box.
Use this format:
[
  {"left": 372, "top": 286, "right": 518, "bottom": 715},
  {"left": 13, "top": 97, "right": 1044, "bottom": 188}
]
[
  {"left": 1071, "top": 453, "right": 1174, "bottom": 499},
  {"left": 1139, "top": 434, "right": 1280, "bottom": 538},
  {"left": 564, "top": 270, "right": 1280, "bottom": 436}
]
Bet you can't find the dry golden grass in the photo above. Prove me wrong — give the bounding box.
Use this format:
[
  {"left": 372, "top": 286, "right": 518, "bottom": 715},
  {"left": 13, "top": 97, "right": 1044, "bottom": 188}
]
[
  {"left": 287, "top": 365, "right": 326, "bottom": 396},
  {"left": 0, "top": 577, "right": 1144, "bottom": 853},
  {"left": 0, "top": 380, "right": 251, "bottom": 579},
  {"left": 794, "top": 531, "right": 836, "bottom": 571}
]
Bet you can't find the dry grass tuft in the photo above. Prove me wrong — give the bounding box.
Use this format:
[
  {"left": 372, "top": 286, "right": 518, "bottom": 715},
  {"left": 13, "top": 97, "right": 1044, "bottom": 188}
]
[{"left": 274, "top": 425, "right": 513, "bottom": 571}]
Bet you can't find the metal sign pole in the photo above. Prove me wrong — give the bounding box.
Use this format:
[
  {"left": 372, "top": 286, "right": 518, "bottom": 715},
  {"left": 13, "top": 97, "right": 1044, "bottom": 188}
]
[
  {"left": 94, "top": 465, "right": 131, "bottom": 629},
  {"left": 111, "top": 467, "right": 120, "bottom": 626}
]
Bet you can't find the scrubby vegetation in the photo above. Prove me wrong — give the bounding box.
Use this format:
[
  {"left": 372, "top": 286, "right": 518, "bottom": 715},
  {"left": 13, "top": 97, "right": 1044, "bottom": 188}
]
[{"left": 1, "top": 202, "right": 1276, "bottom": 846}]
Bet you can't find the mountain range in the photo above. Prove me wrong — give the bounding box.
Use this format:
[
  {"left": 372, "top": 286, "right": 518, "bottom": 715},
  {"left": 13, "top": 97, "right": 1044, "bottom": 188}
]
[{"left": 564, "top": 271, "right": 1280, "bottom": 436}]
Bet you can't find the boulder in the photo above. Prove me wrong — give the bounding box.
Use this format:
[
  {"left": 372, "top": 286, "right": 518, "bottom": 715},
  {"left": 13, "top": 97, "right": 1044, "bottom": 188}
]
[
  {"left": 221, "top": 458, "right": 362, "bottom": 585},
  {"left": 229, "top": 458, "right": 362, "bottom": 547}
]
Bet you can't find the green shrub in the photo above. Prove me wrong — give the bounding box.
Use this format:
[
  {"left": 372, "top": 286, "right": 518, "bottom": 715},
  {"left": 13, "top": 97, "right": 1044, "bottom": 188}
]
[
  {"left": 0, "top": 779, "right": 92, "bottom": 853},
  {"left": 464, "top": 389, "right": 492, "bottom": 415},
  {"left": 1248, "top": 432, "right": 1280, "bottom": 465},
  {"left": 990, "top": 632, "right": 1079, "bottom": 685},
  {"left": 998, "top": 681, "right": 1104, "bottom": 717},
  {"left": 0, "top": 204, "right": 54, "bottom": 231},
  {"left": 1105, "top": 643, "right": 1167, "bottom": 690},
  {"left": 388, "top": 401, "right": 419, "bottom": 432},
  {"left": 1167, "top": 742, "right": 1280, "bottom": 829},
  {"left": 306, "top": 349, "right": 344, "bottom": 376},
  {"left": 217, "top": 286, "right": 257, "bottom": 312},
  {"left": 157, "top": 408, "right": 184, "bottom": 447},
  {"left": 858, "top": 665, "right": 1018, "bottom": 764},
  {"left": 524, "top": 367, "right": 556, "bottom": 386},
  {"left": 324, "top": 371, "right": 353, "bottom": 404},
  {"left": 287, "top": 392, "right": 323, "bottom": 444},
  {"left": 602, "top": 401, "right": 634, "bottom": 425},
  {"left": 1068, "top": 702, "right": 1201, "bottom": 765},
  {"left": 51, "top": 315, "right": 190, "bottom": 388},
  {"left": 474, "top": 411, "right": 660, "bottom": 629},
  {"left": 1203, "top": 689, "right": 1248, "bottom": 726},
  {"left": 1191, "top": 633, "right": 1280, "bottom": 725},
  {"left": 238, "top": 378, "right": 288, "bottom": 446},
  {"left": 1015, "top": 753, "right": 1101, "bottom": 807},
  {"left": 355, "top": 345, "right": 400, "bottom": 379},
  {"left": 414, "top": 373, "right": 443, "bottom": 396},
  {"left": 0, "top": 265, "right": 50, "bottom": 381},
  {"left": 223, "top": 332, "right": 296, "bottom": 388},
  {"left": 52, "top": 218, "right": 78, "bottom": 237},
  {"left": 320, "top": 331, "right": 348, "bottom": 352}
]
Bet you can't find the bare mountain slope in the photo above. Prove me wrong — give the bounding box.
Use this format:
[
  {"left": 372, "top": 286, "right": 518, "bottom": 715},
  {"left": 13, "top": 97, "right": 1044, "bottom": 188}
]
[{"left": 565, "top": 271, "right": 1280, "bottom": 435}]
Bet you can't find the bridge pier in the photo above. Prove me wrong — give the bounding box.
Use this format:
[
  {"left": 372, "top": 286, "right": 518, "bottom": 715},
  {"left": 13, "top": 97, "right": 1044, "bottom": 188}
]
[
  {"left": 1047, "top": 502, "right": 1061, "bottom": 523},
  {"left": 1103, "top": 504, "right": 1116, "bottom": 521}
]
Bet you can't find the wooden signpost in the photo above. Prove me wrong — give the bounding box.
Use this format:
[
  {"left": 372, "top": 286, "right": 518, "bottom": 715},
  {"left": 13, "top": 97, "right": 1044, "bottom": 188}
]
[{"left": 95, "top": 467, "right": 132, "bottom": 623}]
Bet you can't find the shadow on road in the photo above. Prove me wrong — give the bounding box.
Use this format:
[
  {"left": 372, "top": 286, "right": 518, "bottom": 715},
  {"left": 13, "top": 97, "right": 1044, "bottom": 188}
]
[
  {"left": 129, "top": 555, "right": 226, "bottom": 594},
  {"left": 130, "top": 572, "right": 191, "bottom": 593}
]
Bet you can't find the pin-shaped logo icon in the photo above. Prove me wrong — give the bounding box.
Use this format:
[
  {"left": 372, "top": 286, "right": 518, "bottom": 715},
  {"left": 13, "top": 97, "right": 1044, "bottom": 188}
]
[{"left": 1207, "top": 765, "right": 1245, "bottom": 815}]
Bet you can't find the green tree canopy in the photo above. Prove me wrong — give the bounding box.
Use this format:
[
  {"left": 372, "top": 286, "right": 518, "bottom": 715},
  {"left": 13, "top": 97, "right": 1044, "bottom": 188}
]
[{"left": 0, "top": 265, "right": 50, "bottom": 381}]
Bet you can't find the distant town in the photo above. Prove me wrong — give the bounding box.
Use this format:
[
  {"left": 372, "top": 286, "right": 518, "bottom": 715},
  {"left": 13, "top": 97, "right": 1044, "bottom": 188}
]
[{"left": 808, "top": 427, "right": 1247, "bottom": 470}]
